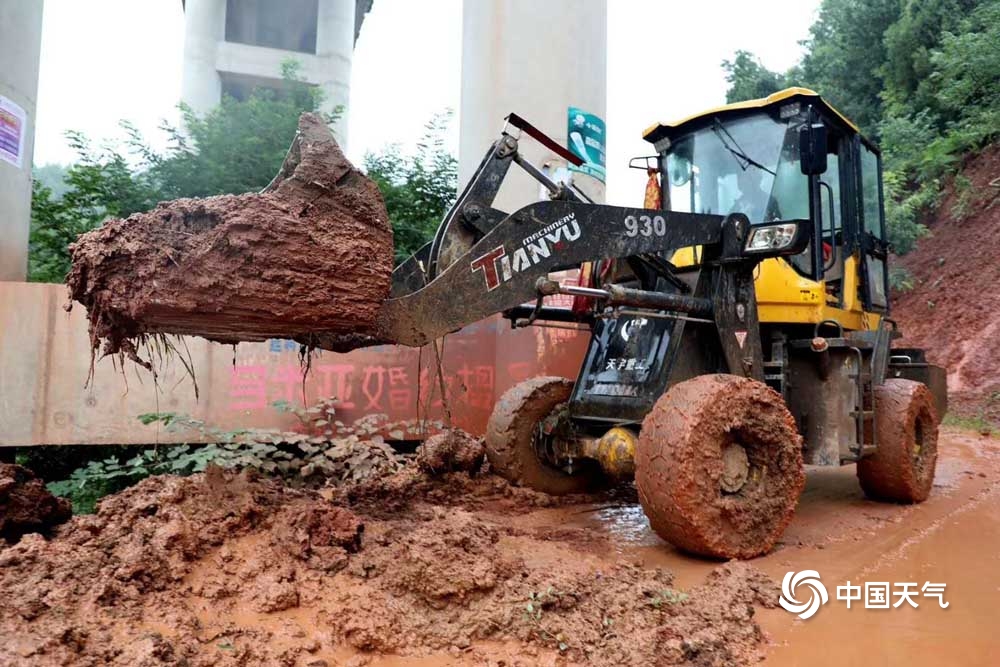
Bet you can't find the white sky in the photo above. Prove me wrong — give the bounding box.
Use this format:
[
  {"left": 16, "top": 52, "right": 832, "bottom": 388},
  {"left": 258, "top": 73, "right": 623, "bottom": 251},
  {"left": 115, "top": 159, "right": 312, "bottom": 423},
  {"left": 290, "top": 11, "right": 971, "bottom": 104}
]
[{"left": 35, "top": 0, "right": 820, "bottom": 204}]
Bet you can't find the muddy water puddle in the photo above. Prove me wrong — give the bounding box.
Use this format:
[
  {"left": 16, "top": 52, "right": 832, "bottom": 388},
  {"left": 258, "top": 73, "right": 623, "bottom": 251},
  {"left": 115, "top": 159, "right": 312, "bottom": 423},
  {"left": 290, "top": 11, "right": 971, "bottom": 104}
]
[{"left": 504, "top": 502, "right": 716, "bottom": 589}]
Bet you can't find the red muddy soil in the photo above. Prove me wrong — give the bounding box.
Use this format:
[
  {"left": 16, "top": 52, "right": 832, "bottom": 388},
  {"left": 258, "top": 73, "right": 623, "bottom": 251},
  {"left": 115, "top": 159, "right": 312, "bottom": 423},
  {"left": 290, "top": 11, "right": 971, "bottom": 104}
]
[
  {"left": 892, "top": 144, "right": 1000, "bottom": 422},
  {"left": 2, "top": 429, "right": 999, "bottom": 665},
  {"left": 0, "top": 457, "right": 779, "bottom": 667},
  {"left": 0, "top": 463, "right": 71, "bottom": 543},
  {"left": 66, "top": 113, "right": 394, "bottom": 363}
]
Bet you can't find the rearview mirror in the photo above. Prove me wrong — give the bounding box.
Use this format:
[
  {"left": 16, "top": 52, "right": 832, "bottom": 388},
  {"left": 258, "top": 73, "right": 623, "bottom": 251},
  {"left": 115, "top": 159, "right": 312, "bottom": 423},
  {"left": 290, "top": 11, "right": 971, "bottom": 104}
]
[
  {"left": 799, "top": 123, "right": 828, "bottom": 175},
  {"left": 668, "top": 155, "right": 692, "bottom": 186}
]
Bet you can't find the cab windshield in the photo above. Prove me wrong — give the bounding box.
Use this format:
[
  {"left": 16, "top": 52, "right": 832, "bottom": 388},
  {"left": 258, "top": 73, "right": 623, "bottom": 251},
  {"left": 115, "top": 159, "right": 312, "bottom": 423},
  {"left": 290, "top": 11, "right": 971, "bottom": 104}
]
[{"left": 663, "top": 114, "right": 807, "bottom": 223}]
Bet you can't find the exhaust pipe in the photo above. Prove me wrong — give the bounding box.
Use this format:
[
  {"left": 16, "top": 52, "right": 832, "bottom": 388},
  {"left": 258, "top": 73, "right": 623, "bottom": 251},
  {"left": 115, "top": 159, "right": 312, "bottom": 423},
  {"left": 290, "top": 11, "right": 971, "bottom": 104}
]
[{"left": 811, "top": 336, "right": 831, "bottom": 380}]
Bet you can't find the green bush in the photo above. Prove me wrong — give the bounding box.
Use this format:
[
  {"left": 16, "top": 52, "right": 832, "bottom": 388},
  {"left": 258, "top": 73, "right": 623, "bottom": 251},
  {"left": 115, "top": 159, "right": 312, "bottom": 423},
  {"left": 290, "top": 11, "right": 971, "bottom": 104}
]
[
  {"left": 879, "top": 110, "right": 940, "bottom": 178},
  {"left": 363, "top": 111, "right": 457, "bottom": 264},
  {"left": 883, "top": 171, "right": 933, "bottom": 254},
  {"left": 888, "top": 266, "right": 915, "bottom": 292},
  {"left": 46, "top": 398, "right": 442, "bottom": 514}
]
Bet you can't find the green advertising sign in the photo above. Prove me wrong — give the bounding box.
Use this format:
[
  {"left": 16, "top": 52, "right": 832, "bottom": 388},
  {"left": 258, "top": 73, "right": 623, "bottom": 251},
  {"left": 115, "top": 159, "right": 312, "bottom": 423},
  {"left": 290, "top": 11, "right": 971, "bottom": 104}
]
[{"left": 567, "top": 107, "right": 606, "bottom": 183}]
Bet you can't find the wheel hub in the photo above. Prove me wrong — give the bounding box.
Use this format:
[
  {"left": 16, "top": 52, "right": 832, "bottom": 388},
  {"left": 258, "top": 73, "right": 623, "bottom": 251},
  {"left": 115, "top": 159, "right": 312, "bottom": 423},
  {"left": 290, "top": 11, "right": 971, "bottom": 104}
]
[
  {"left": 913, "top": 420, "right": 925, "bottom": 461},
  {"left": 720, "top": 441, "right": 750, "bottom": 493}
]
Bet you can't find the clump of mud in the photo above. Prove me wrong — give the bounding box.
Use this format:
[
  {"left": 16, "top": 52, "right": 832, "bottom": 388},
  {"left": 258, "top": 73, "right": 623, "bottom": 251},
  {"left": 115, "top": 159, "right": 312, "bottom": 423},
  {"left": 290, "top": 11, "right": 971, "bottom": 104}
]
[
  {"left": 340, "top": 463, "right": 567, "bottom": 516},
  {"left": 0, "top": 464, "right": 72, "bottom": 543},
  {"left": 0, "top": 463, "right": 779, "bottom": 667},
  {"left": 66, "top": 113, "right": 394, "bottom": 363},
  {"left": 416, "top": 429, "right": 486, "bottom": 475}
]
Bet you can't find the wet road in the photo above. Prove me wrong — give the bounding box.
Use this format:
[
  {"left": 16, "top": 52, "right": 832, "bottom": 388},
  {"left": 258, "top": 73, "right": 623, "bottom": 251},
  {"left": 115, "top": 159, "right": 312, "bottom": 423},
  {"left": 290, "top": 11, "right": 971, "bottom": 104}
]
[
  {"left": 343, "top": 427, "right": 1000, "bottom": 666},
  {"left": 759, "top": 429, "right": 1000, "bottom": 666},
  {"left": 520, "top": 427, "right": 1000, "bottom": 665}
]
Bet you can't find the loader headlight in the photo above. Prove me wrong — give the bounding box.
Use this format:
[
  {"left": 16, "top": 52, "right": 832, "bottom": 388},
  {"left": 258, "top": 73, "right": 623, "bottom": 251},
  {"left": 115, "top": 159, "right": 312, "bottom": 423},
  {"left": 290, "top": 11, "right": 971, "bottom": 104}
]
[{"left": 744, "top": 223, "right": 799, "bottom": 253}]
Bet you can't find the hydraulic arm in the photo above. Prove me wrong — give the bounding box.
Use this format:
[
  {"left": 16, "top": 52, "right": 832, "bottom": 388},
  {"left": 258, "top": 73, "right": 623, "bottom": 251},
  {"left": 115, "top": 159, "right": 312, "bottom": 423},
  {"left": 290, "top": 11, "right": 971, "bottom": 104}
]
[
  {"left": 377, "top": 199, "right": 733, "bottom": 346},
  {"left": 368, "top": 115, "right": 811, "bottom": 377}
]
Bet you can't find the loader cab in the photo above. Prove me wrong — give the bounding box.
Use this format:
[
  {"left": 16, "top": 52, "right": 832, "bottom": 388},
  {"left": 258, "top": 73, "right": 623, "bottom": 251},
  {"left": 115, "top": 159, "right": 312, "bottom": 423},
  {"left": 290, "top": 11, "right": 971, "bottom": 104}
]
[{"left": 643, "top": 87, "right": 890, "bottom": 327}]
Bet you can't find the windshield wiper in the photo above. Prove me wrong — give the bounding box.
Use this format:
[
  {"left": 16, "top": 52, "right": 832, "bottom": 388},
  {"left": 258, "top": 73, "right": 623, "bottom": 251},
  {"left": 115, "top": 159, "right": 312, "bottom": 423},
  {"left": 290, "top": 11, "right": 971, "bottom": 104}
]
[{"left": 712, "top": 118, "right": 777, "bottom": 176}]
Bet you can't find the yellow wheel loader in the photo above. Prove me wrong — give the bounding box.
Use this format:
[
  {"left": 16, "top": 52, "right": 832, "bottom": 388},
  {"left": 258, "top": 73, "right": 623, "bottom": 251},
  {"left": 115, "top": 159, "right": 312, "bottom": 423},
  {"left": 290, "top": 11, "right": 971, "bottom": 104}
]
[{"left": 375, "top": 88, "right": 946, "bottom": 559}]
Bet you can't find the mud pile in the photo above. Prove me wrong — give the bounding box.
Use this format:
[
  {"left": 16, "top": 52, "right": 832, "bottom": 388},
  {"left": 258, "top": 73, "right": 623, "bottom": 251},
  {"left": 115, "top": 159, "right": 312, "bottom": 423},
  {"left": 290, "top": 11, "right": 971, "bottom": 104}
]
[
  {"left": 416, "top": 429, "right": 486, "bottom": 474},
  {"left": 892, "top": 145, "right": 1000, "bottom": 420},
  {"left": 0, "top": 463, "right": 779, "bottom": 667},
  {"left": 0, "top": 464, "right": 71, "bottom": 543},
  {"left": 66, "top": 113, "right": 394, "bottom": 361}
]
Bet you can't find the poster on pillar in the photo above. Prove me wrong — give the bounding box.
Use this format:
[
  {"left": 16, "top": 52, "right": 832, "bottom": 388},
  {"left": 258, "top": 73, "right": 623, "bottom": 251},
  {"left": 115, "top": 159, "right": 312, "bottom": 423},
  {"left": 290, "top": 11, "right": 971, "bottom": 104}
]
[
  {"left": 567, "top": 107, "right": 606, "bottom": 184},
  {"left": 0, "top": 95, "right": 27, "bottom": 169}
]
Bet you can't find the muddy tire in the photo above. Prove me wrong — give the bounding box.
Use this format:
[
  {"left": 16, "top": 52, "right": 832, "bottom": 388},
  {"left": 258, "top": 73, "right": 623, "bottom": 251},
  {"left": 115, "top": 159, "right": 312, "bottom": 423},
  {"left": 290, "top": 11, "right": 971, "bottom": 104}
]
[
  {"left": 857, "top": 379, "right": 939, "bottom": 503},
  {"left": 635, "top": 374, "right": 805, "bottom": 559},
  {"left": 485, "top": 377, "right": 599, "bottom": 495}
]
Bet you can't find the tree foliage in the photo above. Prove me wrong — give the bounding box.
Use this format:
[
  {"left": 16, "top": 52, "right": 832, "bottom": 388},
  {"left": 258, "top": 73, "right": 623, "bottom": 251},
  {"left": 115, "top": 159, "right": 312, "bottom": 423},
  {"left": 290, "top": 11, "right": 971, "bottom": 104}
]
[
  {"left": 137, "top": 61, "right": 333, "bottom": 200},
  {"left": 32, "top": 164, "right": 70, "bottom": 198},
  {"left": 924, "top": 1, "right": 1000, "bottom": 160},
  {"left": 722, "top": 51, "right": 787, "bottom": 104},
  {"left": 721, "top": 0, "right": 1000, "bottom": 254},
  {"left": 364, "top": 111, "right": 458, "bottom": 264},
  {"left": 881, "top": 0, "right": 981, "bottom": 119},
  {"left": 798, "top": 0, "right": 900, "bottom": 136},
  {"left": 28, "top": 132, "right": 160, "bottom": 282},
  {"left": 29, "top": 59, "right": 456, "bottom": 282},
  {"left": 28, "top": 61, "right": 328, "bottom": 283}
]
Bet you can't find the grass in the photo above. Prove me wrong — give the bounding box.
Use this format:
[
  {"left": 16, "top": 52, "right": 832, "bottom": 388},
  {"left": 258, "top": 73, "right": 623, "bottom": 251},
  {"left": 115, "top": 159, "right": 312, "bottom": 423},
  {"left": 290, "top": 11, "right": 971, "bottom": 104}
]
[
  {"left": 648, "top": 588, "right": 689, "bottom": 609},
  {"left": 942, "top": 412, "right": 996, "bottom": 435}
]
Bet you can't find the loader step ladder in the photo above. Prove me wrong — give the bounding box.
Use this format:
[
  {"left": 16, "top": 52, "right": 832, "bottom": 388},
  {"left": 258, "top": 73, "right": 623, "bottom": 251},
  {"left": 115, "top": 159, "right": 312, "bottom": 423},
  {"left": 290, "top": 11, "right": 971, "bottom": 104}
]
[
  {"left": 764, "top": 335, "right": 789, "bottom": 397},
  {"left": 848, "top": 358, "right": 878, "bottom": 459},
  {"left": 849, "top": 321, "right": 893, "bottom": 460}
]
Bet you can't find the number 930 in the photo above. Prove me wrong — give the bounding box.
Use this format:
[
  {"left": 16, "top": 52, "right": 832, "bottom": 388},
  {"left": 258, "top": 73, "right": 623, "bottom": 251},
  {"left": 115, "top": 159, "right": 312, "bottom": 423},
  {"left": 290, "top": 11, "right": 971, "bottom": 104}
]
[{"left": 624, "top": 214, "right": 666, "bottom": 238}]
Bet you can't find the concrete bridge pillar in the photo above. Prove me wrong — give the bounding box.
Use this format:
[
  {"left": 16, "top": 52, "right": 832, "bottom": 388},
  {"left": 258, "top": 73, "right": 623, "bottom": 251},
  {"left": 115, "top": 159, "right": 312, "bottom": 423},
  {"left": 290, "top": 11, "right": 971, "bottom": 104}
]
[
  {"left": 459, "top": 0, "right": 608, "bottom": 209},
  {"left": 0, "top": 1, "right": 45, "bottom": 281}
]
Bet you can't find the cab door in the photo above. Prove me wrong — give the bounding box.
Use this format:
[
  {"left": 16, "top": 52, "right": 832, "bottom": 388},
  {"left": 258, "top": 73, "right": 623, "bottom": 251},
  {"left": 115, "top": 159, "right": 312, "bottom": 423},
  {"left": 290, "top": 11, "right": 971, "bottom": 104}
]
[
  {"left": 856, "top": 140, "right": 889, "bottom": 311},
  {"left": 801, "top": 118, "right": 851, "bottom": 305}
]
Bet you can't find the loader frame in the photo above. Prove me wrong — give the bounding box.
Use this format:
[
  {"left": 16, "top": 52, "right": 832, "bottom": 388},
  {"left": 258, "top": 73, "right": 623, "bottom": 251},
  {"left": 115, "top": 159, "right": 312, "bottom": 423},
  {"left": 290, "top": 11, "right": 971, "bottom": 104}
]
[{"left": 379, "top": 108, "right": 943, "bottom": 475}]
